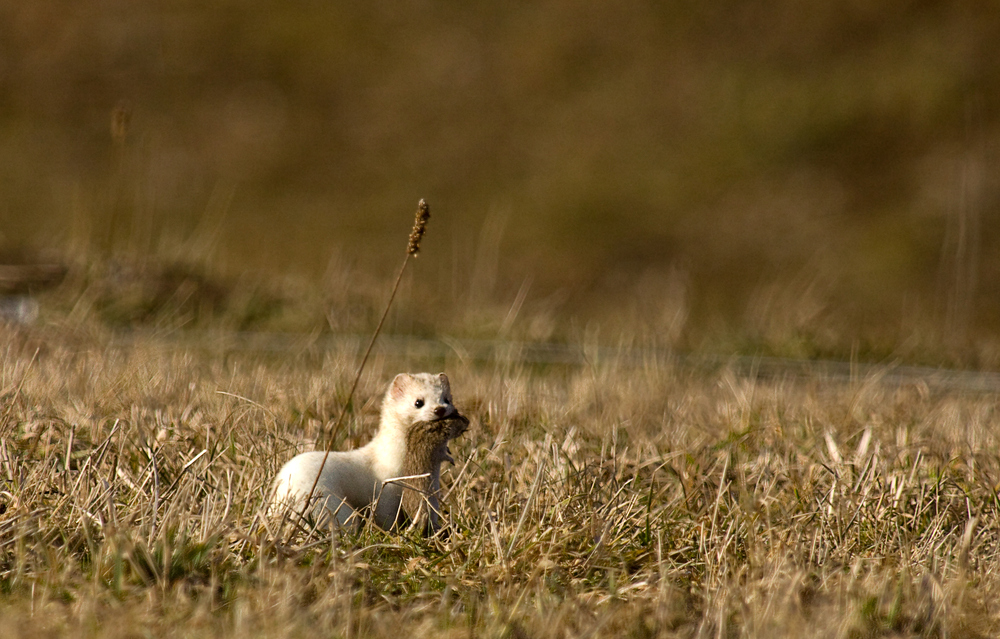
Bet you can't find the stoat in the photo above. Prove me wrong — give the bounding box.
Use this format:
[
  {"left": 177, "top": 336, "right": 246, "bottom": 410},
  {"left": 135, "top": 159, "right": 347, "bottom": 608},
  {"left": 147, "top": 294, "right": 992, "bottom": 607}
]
[{"left": 269, "top": 372, "right": 467, "bottom": 534}]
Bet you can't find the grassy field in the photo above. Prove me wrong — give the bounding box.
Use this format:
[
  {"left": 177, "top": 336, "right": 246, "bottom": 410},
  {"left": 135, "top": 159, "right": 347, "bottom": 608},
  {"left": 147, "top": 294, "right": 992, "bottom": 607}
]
[
  {"left": 2, "top": 2, "right": 1000, "bottom": 633},
  {"left": 2, "top": 320, "right": 999, "bottom": 638}
]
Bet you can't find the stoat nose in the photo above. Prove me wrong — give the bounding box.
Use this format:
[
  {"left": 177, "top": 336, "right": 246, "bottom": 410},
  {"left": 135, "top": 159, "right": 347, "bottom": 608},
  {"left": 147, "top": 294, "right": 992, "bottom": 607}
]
[{"left": 434, "top": 406, "right": 449, "bottom": 418}]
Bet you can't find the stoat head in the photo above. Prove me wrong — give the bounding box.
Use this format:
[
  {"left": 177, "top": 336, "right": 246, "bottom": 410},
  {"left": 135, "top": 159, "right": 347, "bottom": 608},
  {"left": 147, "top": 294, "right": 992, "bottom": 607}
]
[{"left": 382, "top": 372, "right": 457, "bottom": 430}]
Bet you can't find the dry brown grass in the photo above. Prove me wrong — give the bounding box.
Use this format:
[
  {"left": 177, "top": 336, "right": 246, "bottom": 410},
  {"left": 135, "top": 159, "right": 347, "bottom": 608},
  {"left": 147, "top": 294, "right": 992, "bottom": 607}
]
[{"left": 2, "top": 324, "right": 1000, "bottom": 638}]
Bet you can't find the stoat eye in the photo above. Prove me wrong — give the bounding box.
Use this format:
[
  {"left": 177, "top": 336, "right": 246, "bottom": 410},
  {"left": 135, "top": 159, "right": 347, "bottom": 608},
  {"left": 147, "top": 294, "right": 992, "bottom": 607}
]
[{"left": 414, "top": 398, "right": 424, "bottom": 408}]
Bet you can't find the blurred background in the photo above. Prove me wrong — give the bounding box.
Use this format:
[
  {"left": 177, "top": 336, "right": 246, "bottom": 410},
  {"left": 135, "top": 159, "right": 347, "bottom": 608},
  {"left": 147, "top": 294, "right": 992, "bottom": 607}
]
[{"left": 0, "top": 1, "right": 998, "bottom": 365}]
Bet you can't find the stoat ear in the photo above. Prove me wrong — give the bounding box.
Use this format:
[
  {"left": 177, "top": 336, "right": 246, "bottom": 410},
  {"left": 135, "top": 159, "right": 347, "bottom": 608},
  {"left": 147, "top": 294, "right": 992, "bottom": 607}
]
[
  {"left": 390, "top": 373, "right": 413, "bottom": 400},
  {"left": 438, "top": 373, "right": 450, "bottom": 394}
]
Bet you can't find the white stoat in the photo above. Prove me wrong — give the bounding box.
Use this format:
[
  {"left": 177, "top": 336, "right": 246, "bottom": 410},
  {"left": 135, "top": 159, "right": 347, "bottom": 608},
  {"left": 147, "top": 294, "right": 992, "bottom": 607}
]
[{"left": 269, "top": 372, "right": 464, "bottom": 532}]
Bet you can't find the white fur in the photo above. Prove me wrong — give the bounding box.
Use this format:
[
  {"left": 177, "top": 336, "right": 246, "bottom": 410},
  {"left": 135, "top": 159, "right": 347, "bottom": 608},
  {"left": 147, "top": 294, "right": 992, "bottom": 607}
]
[{"left": 270, "top": 372, "right": 456, "bottom": 529}]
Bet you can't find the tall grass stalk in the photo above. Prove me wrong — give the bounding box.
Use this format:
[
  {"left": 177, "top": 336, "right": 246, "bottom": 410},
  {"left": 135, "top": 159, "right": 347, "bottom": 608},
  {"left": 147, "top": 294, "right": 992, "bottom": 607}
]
[{"left": 293, "top": 200, "right": 431, "bottom": 534}]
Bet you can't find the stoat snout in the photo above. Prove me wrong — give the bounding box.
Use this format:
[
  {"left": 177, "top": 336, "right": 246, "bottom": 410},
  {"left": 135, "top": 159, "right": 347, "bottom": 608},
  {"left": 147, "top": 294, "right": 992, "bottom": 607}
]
[{"left": 433, "top": 405, "right": 452, "bottom": 419}]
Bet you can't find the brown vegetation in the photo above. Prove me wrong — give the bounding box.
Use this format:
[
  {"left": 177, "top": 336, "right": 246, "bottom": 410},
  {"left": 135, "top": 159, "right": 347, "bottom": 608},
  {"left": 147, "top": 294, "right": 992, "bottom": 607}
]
[
  {"left": 1, "top": 1, "right": 999, "bottom": 360},
  {"left": 1, "top": 325, "right": 999, "bottom": 637}
]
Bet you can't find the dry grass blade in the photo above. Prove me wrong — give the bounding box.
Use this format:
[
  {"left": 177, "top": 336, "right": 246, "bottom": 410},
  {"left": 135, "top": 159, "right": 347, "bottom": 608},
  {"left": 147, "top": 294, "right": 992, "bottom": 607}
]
[{"left": 507, "top": 459, "right": 544, "bottom": 559}]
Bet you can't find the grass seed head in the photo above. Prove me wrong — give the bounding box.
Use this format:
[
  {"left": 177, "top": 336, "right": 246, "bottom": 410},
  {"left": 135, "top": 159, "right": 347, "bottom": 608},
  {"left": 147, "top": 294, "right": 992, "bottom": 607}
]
[{"left": 407, "top": 199, "right": 431, "bottom": 256}]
